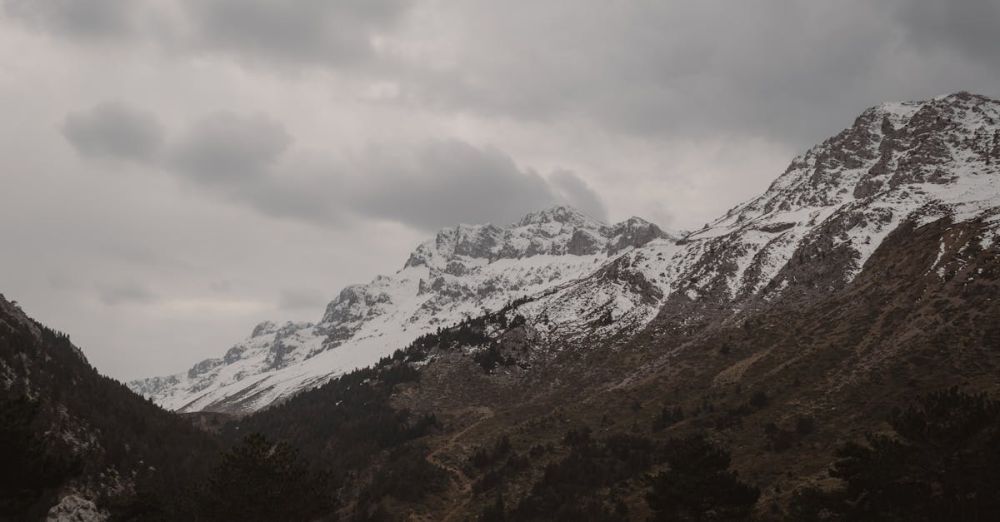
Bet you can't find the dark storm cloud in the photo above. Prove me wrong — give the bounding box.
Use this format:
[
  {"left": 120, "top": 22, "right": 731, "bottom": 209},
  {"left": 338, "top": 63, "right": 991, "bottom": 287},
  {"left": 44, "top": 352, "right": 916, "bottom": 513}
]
[
  {"left": 547, "top": 169, "right": 607, "bottom": 222},
  {"left": 3, "top": 0, "right": 137, "bottom": 39},
  {"left": 4, "top": 0, "right": 409, "bottom": 67},
  {"left": 62, "top": 105, "right": 600, "bottom": 230},
  {"left": 168, "top": 112, "right": 291, "bottom": 182},
  {"left": 349, "top": 140, "right": 607, "bottom": 229},
  {"left": 164, "top": 112, "right": 344, "bottom": 225},
  {"left": 174, "top": 133, "right": 610, "bottom": 230},
  {"left": 181, "top": 0, "right": 409, "bottom": 66},
  {"left": 63, "top": 102, "right": 165, "bottom": 162},
  {"left": 895, "top": 0, "right": 1000, "bottom": 70},
  {"left": 388, "top": 1, "right": 1000, "bottom": 150},
  {"left": 15, "top": 1, "right": 1000, "bottom": 150},
  {"left": 400, "top": 2, "right": 894, "bottom": 148}
]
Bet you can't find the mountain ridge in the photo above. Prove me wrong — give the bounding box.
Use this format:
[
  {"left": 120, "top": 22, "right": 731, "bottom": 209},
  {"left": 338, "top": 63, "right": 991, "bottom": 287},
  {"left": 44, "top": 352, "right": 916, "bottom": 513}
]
[
  {"left": 129, "top": 207, "right": 675, "bottom": 412},
  {"left": 131, "top": 91, "right": 1000, "bottom": 415},
  {"left": 6, "top": 91, "right": 1000, "bottom": 520}
]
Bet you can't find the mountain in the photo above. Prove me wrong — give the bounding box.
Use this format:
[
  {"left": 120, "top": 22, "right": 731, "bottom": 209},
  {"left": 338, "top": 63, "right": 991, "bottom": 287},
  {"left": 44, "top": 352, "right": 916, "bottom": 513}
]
[
  {"left": 225, "top": 91, "right": 1000, "bottom": 519},
  {"left": 0, "top": 295, "right": 219, "bottom": 520},
  {"left": 10, "top": 91, "right": 999, "bottom": 520},
  {"left": 130, "top": 207, "right": 675, "bottom": 413},
  {"left": 343, "top": 91, "right": 1000, "bottom": 376},
  {"left": 134, "top": 92, "right": 1000, "bottom": 417},
  {"left": 514, "top": 92, "right": 999, "bottom": 332}
]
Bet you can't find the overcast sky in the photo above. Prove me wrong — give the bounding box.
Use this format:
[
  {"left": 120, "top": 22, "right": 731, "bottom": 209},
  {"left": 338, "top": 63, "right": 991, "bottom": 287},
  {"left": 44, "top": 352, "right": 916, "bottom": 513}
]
[{"left": 1, "top": 0, "right": 997, "bottom": 380}]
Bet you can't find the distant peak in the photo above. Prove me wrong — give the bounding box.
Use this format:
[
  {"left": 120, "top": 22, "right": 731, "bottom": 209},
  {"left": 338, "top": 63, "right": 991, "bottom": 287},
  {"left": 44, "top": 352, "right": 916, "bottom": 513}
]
[
  {"left": 516, "top": 205, "right": 603, "bottom": 227},
  {"left": 932, "top": 90, "right": 993, "bottom": 104},
  {"left": 870, "top": 91, "right": 998, "bottom": 121},
  {"left": 251, "top": 321, "right": 278, "bottom": 338},
  {"left": 699, "top": 91, "right": 1000, "bottom": 237}
]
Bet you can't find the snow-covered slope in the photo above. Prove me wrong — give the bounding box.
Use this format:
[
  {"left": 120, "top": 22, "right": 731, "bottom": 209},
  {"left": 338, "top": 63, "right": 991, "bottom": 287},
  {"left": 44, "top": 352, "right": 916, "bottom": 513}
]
[
  {"left": 129, "top": 207, "right": 674, "bottom": 412},
  {"left": 132, "top": 92, "right": 1000, "bottom": 413},
  {"left": 506, "top": 92, "right": 1000, "bottom": 345}
]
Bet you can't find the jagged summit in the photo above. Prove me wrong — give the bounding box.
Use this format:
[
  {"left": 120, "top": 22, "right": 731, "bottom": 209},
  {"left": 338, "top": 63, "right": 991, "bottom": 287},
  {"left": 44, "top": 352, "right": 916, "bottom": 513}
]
[
  {"left": 404, "top": 205, "right": 672, "bottom": 268},
  {"left": 693, "top": 91, "right": 1000, "bottom": 239},
  {"left": 516, "top": 205, "right": 600, "bottom": 226}
]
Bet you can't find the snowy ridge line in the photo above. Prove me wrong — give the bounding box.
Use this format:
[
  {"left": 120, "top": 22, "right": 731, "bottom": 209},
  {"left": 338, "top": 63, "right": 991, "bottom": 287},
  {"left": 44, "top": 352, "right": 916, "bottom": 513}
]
[
  {"left": 485, "top": 92, "right": 1000, "bottom": 353},
  {"left": 129, "top": 207, "right": 674, "bottom": 412},
  {"left": 131, "top": 92, "right": 1000, "bottom": 413}
]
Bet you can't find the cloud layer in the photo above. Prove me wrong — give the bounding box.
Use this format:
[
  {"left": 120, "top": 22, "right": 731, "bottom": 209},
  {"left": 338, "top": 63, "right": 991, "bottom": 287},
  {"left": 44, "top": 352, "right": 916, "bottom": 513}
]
[
  {"left": 63, "top": 102, "right": 605, "bottom": 230},
  {"left": 63, "top": 102, "right": 164, "bottom": 162}
]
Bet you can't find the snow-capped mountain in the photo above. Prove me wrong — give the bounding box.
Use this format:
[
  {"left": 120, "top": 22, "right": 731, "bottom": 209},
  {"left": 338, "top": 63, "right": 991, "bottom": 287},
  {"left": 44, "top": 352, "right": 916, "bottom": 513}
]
[
  {"left": 132, "top": 92, "right": 1000, "bottom": 414},
  {"left": 129, "top": 207, "right": 674, "bottom": 412},
  {"left": 506, "top": 92, "right": 1000, "bottom": 345}
]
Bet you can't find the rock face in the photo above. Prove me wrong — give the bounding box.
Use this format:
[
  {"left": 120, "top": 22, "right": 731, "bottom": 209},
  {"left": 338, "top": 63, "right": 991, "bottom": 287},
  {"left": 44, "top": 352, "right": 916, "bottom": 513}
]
[
  {"left": 46, "top": 494, "right": 108, "bottom": 522},
  {"left": 129, "top": 207, "right": 675, "bottom": 413},
  {"left": 131, "top": 92, "right": 1000, "bottom": 414}
]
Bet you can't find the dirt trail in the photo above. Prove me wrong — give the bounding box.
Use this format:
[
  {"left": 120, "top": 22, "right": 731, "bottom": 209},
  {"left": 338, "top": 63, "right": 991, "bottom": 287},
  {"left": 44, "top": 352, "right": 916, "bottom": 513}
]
[{"left": 424, "top": 406, "right": 495, "bottom": 521}]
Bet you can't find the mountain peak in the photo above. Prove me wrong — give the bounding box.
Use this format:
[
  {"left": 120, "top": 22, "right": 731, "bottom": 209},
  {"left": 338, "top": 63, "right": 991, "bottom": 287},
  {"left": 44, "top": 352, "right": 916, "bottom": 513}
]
[
  {"left": 516, "top": 205, "right": 604, "bottom": 227},
  {"left": 403, "top": 205, "right": 668, "bottom": 269},
  {"left": 696, "top": 92, "right": 1000, "bottom": 237}
]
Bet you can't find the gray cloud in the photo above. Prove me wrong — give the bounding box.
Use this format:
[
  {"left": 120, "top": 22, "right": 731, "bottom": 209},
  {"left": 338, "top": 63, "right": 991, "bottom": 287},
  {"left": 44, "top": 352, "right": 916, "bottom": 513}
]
[
  {"left": 63, "top": 102, "right": 165, "bottom": 162},
  {"left": 895, "top": 0, "right": 1000, "bottom": 70},
  {"left": 278, "top": 288, "right": 327, "bottom": 311},
  {"left": 390, "top": 1, "right": 1000, "bottom": 149},
  {"left": 349, "top": 140, "right": 604, "bottom": 229},
  {"left": 4, "top": 0, "right": 409, "bottom": 67},
  {"left": 172, "top": 132, "right": 608, "bottom": 230},
  {"left": 3, "top": 0, "right": 137, "bottom": 39},
  {"left": 63, "top": 105, "right": 607, "bottom": 230},
  {"left": 163, "top": 112, "right": 347, "bottom": 225},
  {"left": 16, "top": 1, "right": 1000, "bottom": 150},
  {"left": 168, "top": 112, "right": 291, "bottom": 182},
  {"left": 548, "top": 169, "right": 607, "bottom": 222},
  {"left": 181, "top": 0, "right": 408, "bottom": 66},
  {"left": 97, "top": 281, "right": 157, "bottom": 306}
]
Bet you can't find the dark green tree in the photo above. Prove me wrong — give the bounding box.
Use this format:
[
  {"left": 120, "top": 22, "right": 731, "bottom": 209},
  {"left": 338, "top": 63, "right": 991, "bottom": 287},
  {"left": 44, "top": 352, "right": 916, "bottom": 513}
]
[
  {"left": 646, "top": 435, "right": 759, "bottom": 521},
  {"left": 789, "top": 388, "right": 1000, "bottom": 521},
  {"left": 652, "top": 406, "right": 685, "bottom": 432},
  {"left": 0, "top": 396, "right": 80, "bottom": 519},
  {"left": 200, "top": 433, "right": 334, "bottom": 521}
]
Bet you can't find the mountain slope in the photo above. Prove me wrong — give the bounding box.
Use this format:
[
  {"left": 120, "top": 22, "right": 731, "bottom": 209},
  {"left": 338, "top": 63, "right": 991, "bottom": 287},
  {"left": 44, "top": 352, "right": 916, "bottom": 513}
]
[
  {"left": 502, "top": 92, "right": 1000, "bottom": 344},
  {"left": 134, "top": 92, "right": 1000, "bottom": 416},
  {"left": 318, "top": 91, "right": 1000, "bottom": 519},
  {"left": 0, "top": 295, "right": 219, "bottom": 520},
  {"left": 7, "top": 91, "right": 1000, "bottom": 521},
  {"left": 130, "top": 207, "right": 674, "bottom": 413},
  {"left": 374, "top": 208, "right": 1000, "bottom": 520}
]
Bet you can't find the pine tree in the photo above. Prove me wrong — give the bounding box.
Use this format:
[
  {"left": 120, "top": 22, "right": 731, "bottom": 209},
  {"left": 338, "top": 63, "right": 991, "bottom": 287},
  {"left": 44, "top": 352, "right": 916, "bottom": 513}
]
[
  {"left": 790, "top": 388, "right": 1000, "bottom": 521},
  {"left": 200, "top": 433, "right": 334, "bottom": 521},
  {"left": 0, "top": 396, "right": 80, "bottom": 519},
  {"left": 646, "top": 435, "right": 759, "bottom": 521}
]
